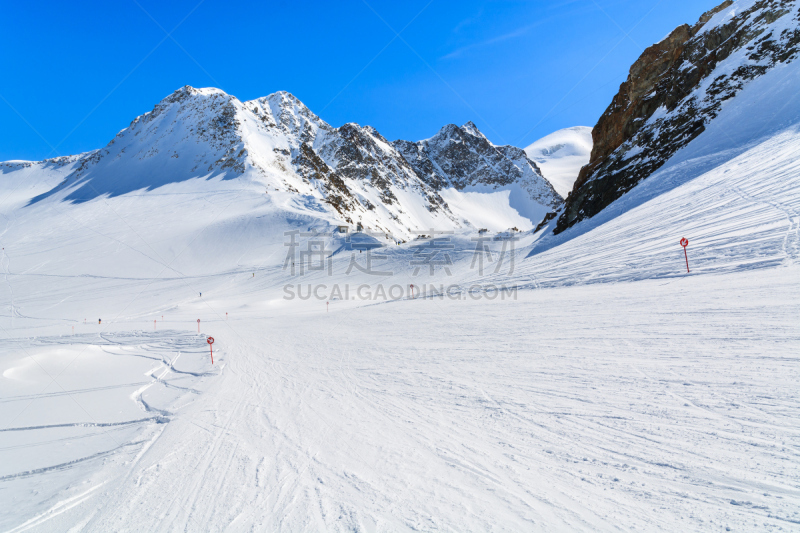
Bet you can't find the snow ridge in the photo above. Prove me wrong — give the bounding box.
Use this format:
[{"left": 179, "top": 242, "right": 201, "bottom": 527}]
[{"left": 15, "top": 86, "right": 561, "bottom": 238}]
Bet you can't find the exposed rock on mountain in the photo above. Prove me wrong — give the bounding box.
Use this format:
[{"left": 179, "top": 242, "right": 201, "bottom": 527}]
[
  {"left": 394, "top": 122, "right": 561, "bottom": 212},
  {"left": 20, "top": 87, "right": 561, "bottom": 237},
  {"left": 556, "top": 0, "right": 800, "bottom": 234}
]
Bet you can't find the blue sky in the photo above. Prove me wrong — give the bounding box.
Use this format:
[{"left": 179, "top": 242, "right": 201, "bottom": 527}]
[{"left": 0, "top": 0, "right": 721, "bottom": 161}]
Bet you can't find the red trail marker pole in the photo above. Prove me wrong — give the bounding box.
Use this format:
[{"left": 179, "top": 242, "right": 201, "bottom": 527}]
[
  {"left": 680, "top": 237, "right": 690, "bottom": 273},
  {"left": 207, "top": 337, "right": 215, "bottom": 364},
  {"left": 197, "top": 319, "right": 200, "bottom": 332},
  {"left": 154, "top": 320, "right": 157, "bottom": 330}
]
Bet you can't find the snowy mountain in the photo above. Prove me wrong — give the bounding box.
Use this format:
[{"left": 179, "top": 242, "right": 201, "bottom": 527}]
[
  {"left": 524, "top": 126, "right": 592, "bottom": 197},
  {"left": 556, "top": 0, "right": 800, "bottom": 233},
  {"left": 9, "top": 86, "right": 561, "bottom": 237},
  {"left": 3, "top": 1, "right": 800, "bottom": 530},
  {"left": 394, "top": 122, "right": 562, "bottom": 228},
  {"left": 3, "top": 68, "right": 799, "bottom": 529}
]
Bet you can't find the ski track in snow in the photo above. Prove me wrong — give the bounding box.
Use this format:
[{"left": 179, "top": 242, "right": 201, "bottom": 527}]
[
  {"left": 1, "top": 100, "right": 800, "bottom": 533},
  {"left": 38, "top": 273, "right": 795, "bottom": 533}
]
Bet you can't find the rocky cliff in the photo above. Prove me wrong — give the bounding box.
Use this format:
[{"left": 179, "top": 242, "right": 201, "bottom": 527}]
[{"left": 555, "top": 0, "right": 800, "bottom": 234}]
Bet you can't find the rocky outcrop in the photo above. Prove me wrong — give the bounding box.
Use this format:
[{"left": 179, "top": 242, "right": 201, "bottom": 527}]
[
  {"left": 555, "top": 0, "right": 800, "bottom": 234},
  {"left": 292, "top": 142, "right": 358, "bottom": 221},
  {"left": 394, "top": 122, "right": 562, "bottom": 210},
  {"left": 317, "top": 124, "right": 417, "bottom": 208}
]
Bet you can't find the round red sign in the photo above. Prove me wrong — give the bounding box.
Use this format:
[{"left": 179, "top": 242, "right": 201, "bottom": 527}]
[
  {"left": 680, "top": 238, "right": 688, "bottom": 247},
  {"left": 207, "top": 337, "right": 214, "bottom": 344}
]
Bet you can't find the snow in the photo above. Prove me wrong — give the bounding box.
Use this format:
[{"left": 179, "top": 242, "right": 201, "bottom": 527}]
[
  {"left": 2, "top": 42, "right": 800, "bottom": 530},
  {"left": 524, "top": 126, "right": 592, "bottom": 197},
  {"left": 22, "top": 86, "right": 560, "bottom": 242},
  {"left": 693, "top": 0, "right": 751, "bottom": 38},
  {"left": 2, "top": 111, "right": 799, "bottom": 530},
  {"left": 438, "top": 185, "right": 540, "bottom": 232},
  {"left": 1, "top": 245, "right": 798, "bottom": 531}
]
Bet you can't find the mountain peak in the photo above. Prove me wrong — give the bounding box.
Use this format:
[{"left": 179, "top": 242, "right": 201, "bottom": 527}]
[
  {"left": 18, "top": 85, "right": 561, "bottom": 235},
  {"left": 461, "top": 121, "right": 481, "bottom": 135},
  {"left": 524, "top": 126, "right": 592, "bottom": 197},
  {"left": 246, "top": 91, "right": 322, "bottom": 122},
  {"left": 392, "top": 120, "right": 562, "bottom": 212},
  {"left": 262, "top": 90, "right": 304, "bottom": 107},
  {"left": 159, "top": 85, "right": 230, "bottom": 105}
]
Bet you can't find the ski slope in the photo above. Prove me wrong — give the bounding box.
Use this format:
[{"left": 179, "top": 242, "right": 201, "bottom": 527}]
[
  {"left": 2, "top": 62, "right": 800, "bottom": 533},
  {"left": 1, "top": 144, "right": 798, "bottom": 532},
  {"left": 6, "top": 268, "right": 798, "bottom": 532}
]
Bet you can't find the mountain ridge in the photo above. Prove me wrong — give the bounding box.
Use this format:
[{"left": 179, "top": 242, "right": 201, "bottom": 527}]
[{"left": 7, "top": 85, "right": 562, "bottom": 238}]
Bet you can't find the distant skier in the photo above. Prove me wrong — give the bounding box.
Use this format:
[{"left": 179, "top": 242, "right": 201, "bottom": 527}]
[
  {"left": 98, "top": 318, "right": 101, "bottom": 324},
  {"left": 200, "top": 292, "right": 202, "bottom": 297}
]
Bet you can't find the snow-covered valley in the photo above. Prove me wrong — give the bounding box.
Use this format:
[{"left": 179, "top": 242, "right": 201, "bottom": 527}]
[
  {"left": 1, "top": 1, "right": 800, "bottom": 530},
  {"left": 1, "top": 108, "right": 799, "bottom": 531}
]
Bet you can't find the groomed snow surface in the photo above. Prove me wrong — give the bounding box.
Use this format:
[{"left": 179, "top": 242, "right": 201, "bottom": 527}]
[{"left": 2, "top": 73, "right": 800, "bottom": 531}]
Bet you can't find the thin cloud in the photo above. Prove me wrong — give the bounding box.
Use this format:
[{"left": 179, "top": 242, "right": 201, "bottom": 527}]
[
  {"left": 440, "top": 1, "right": 609, "bottom": 61},
  {"left": 453, "top": 7, "right": 484, "bottom": 34},
  {"left": 441, "top": 17, "right": 553, "bottom": 60}
]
